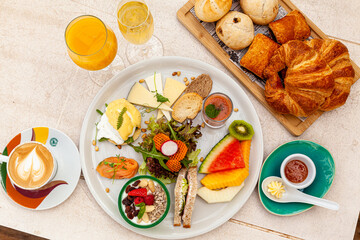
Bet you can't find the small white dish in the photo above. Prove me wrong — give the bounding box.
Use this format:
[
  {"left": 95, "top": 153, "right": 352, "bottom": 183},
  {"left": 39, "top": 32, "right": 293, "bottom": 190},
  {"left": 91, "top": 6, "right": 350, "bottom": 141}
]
[{"left": 280, "top": 153, "right": 316, "bottom": 189}]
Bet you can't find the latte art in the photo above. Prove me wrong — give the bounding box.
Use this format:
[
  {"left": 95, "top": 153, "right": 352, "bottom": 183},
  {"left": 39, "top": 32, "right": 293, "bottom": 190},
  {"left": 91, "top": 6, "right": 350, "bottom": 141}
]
[{"left": 8, "top": 143, "right": 54, "bottom": 189}]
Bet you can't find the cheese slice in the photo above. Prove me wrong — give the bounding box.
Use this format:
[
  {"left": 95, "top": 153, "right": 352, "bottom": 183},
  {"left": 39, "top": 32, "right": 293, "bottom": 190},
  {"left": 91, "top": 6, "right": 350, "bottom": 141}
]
[
  {"left": 157, "top": 77, "right": 186, "bottom": 119},
  {"left": 144, "top": 73, "right": 171, "bottom": 120},
  {"left": 127, "top": 82, "right": 173, "bottom": 111},
  {"left": 144, "top": 73, "right": 163, "bottom": 94}
]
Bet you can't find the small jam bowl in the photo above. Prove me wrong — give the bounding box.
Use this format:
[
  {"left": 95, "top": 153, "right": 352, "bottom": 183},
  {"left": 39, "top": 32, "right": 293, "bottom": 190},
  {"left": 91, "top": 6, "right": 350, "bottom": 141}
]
[
  {"left": 118, "top": 175, "right": 170, "bottom": 228},
  {"left": 280, "top": 153, "right": 316, "bottom": 189}
]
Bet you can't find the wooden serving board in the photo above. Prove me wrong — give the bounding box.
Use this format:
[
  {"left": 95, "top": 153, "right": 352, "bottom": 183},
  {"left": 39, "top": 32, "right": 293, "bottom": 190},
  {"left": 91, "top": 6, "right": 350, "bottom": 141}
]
[{"left": 177, "top": 0, "right": 360, "bottom": 136}]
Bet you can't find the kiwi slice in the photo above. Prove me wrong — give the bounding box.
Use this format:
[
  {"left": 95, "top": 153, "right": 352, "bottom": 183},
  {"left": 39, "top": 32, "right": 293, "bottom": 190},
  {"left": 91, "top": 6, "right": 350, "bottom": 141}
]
[{"left": 229, "top": 120, "right": 254, "bottom": 140}]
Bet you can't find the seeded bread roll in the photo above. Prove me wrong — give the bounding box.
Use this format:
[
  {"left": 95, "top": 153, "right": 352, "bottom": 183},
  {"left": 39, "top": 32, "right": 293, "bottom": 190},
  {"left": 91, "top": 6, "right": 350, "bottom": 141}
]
[
  {"left": 216, "top": 11, "right": 255, "bottom": 50},
  {"left": 240, "top": 0, "right": 279, "bottom": 25},
  {"left": 172, "top": 93, "right": 203, "bottom": 123},
  {"left": 194, "top": 0, "right": 232, "bottom": 22},
  {"left": 184, "top": 74, "right": 213, "bottom": 98}
]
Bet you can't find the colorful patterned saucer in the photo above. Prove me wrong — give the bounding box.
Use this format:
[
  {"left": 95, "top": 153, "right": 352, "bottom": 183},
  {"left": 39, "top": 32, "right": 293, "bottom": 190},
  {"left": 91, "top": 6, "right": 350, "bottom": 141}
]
[
  {"left": 258, "top": 140, "right": 335, "bottom": 216},
  {"left": 0, "top": 127, "right": 81, "bottom": 210}
]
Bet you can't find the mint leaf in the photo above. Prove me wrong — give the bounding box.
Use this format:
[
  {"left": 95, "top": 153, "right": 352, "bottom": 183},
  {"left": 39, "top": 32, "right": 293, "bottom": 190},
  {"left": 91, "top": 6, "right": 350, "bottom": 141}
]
[
  {"left": 135, "top": 202, "right": 146, "bottom": 219},
  {"left": 155, "top": 93, "right": 169, "bottom": 103},
  {"left": 117, "top": 107, "right": 127, "bottom": 130},
  {"left": 205, "top": 104, "right": 221, "bottom": 119}
]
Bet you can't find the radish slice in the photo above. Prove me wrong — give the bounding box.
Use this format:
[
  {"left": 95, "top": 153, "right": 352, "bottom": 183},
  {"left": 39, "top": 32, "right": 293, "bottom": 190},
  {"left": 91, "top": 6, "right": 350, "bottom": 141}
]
[{"left": 160, "top": 140, "right": 178, "bottom": 156}]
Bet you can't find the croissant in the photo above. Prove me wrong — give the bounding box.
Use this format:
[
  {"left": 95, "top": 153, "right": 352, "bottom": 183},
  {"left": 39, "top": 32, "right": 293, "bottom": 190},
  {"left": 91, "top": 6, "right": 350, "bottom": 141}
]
[
  {"left": 305, "top": 39, "right": 355, "bottom": 111},
  {"left": 263, "top": 40, "right": 335, "bottom": 117}
]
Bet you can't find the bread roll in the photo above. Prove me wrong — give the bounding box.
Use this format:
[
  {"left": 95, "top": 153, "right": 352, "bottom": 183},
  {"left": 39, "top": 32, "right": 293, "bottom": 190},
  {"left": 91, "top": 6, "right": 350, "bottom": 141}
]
[
  {"left": 195, "top": 0, "right": 232, "bottom": 22},
  {"left": 240, "top": 0, "right": 279, "bottom": 25},
  {"left": 216, "top": 11, "right": 254, "bottom": 50}
]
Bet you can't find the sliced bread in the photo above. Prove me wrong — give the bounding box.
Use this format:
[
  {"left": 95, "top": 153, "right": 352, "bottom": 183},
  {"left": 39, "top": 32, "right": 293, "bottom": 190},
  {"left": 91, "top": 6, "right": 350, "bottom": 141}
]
[
  {"left": 184, "top": 74, "right": 213, "bottom": 98},
  {"left": 172, "top": 93, "right": 203, "bottom": 123}
]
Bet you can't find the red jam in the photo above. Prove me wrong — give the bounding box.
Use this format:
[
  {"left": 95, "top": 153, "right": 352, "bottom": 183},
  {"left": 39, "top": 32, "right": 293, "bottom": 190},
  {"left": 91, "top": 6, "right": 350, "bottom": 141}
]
[{"left": 284, "top": 160, "right": 308, "bottom": 183}]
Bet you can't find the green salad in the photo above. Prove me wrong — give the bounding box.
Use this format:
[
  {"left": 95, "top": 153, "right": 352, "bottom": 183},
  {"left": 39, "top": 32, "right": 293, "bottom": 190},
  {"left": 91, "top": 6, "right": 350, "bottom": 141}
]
[{"left": 129, "top": 116, "right": 202, "bottom": 184}]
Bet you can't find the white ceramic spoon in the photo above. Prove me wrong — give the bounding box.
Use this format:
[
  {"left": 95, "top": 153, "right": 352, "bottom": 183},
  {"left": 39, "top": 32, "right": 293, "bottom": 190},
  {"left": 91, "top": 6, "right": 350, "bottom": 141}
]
[{"left": 261, "top": 176, "right": 339, "bottom": 211}]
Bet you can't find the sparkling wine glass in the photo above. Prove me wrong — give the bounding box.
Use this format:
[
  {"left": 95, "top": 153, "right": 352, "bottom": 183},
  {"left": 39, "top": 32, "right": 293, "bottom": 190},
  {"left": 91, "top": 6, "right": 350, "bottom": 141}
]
[{"left": 117, "top": 0, "right": 163, "bottom": 64}]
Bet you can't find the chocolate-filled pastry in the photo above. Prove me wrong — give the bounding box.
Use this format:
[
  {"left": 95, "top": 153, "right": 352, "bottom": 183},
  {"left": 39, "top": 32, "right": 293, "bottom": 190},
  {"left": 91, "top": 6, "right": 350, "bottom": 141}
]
[
  {"left": 269, "top": 10, "right": 310, "bottom": 44},
  {"left": 240, "top": 34, "right": 280, "bottom": 79}
]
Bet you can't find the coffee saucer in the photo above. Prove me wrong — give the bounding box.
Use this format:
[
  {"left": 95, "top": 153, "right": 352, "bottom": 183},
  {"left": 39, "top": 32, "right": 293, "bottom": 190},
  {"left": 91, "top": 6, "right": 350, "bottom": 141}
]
[{"left": 0, "top": 127, "right": 81, "bottom": 210}]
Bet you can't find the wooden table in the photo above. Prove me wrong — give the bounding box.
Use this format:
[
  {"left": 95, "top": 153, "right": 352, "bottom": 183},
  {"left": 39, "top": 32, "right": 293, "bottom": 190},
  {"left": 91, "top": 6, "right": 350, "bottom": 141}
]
[{"left": 0, "top": 0, "right": 359, "bottom": 239}]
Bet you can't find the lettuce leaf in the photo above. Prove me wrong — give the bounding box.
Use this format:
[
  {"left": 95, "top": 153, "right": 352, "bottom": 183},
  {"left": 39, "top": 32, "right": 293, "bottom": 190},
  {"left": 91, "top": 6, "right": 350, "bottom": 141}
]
[
  {"left": 187, "top": 149, "right": 201, "bottom": 167},
  {"left": 138, "top": 159, "right": 175, "bottom": 184},
  {"left": 138, "top": 161, "right": 148, "bottom": 175}
]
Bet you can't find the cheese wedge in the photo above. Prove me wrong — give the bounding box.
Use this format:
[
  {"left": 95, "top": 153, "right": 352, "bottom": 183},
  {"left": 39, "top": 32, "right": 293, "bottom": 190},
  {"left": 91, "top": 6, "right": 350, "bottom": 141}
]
[
  {"left": 157, "top": 77, "right": 186, "bottom": 119},
  {"left": 127, "top": 82, "right": 173, "bottom": 111},
  {"left": 144, "top": 73, "right": 171, "bottom": 120}
]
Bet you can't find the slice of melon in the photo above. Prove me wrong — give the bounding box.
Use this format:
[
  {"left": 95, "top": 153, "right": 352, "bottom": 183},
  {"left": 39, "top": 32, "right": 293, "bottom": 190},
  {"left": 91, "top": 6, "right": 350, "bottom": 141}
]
[
  {"left": 199, "top": 134, "right": 245, "bottom": 174},
  {"left": 197, "top": 183, "right": 244, "bottom": 203},
  {"left": 200, "top": 140, "right": 251, "bottom": 190}
]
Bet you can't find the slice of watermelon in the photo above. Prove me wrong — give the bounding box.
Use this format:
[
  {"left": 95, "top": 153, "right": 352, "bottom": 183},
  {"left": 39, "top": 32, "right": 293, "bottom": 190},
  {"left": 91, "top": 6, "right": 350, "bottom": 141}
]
[{"left": 199, "top": 134, "right": 246, "bottom": 174}]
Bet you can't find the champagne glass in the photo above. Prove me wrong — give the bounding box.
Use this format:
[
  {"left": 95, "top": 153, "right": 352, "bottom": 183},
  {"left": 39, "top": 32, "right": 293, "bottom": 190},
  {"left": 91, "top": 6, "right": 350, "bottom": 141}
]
[
  {"left": 65, "top": 15, "right": 125, "bottom": 86},
  {"left": 117, "top": 0, "right": 163, "bottom": 64}
]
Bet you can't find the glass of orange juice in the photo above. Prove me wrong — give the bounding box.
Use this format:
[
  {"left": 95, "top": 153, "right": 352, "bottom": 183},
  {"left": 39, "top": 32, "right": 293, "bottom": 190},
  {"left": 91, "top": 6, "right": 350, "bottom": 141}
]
[
  {"left": 65, "top": 15, "right": 124, "bottom": 85},
  {"left": 117, "top": 0, "right": 163, "bottom": 64}
]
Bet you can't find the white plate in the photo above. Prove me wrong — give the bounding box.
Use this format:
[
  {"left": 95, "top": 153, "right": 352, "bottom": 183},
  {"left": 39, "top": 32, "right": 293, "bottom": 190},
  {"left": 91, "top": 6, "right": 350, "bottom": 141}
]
[{"left": 79, "top": 56, "right": 263, "bottom": 239}]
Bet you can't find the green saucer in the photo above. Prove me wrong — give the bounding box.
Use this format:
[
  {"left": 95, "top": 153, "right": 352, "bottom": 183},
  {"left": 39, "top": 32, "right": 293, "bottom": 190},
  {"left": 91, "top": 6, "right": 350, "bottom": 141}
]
[{"left": 258, "top": 140, "right": 335, "bottom": 216}]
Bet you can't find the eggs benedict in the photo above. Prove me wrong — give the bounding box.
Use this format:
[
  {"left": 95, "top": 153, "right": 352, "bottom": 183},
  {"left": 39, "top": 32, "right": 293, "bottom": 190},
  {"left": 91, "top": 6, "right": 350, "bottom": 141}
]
[{"left": 97, "top": 98, "right": 141, "bottom": 145}]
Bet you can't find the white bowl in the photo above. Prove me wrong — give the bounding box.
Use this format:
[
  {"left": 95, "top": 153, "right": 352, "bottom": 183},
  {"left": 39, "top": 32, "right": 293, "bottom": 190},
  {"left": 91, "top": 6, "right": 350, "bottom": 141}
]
[{"left": 280, "top": 153, "right": 316, "bottom": 189}]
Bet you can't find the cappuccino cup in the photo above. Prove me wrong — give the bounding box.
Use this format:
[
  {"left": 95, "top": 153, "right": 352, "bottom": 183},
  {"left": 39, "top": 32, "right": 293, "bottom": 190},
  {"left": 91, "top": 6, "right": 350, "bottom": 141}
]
[{"left": 0, "top": 142, "right": 58, "bottom": 190}]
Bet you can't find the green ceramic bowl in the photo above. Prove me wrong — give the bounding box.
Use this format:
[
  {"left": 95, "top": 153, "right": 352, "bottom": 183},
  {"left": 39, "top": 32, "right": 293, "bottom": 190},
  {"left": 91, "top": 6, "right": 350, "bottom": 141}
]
[
  {"left": 258, "top": 140, "right": 335, "bottom": 216},
  {"left": 118, "top": 175, "right": 170, "bottom": 228}
]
